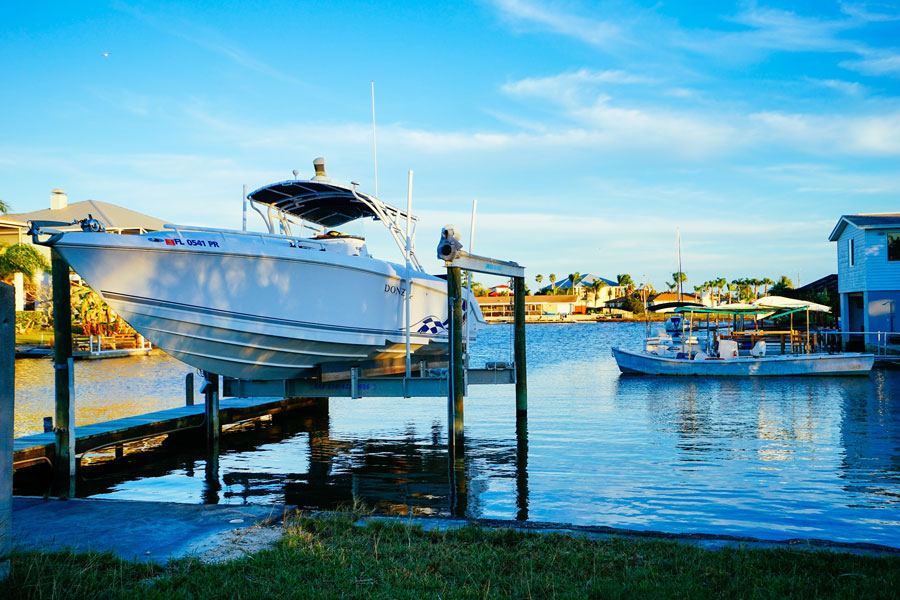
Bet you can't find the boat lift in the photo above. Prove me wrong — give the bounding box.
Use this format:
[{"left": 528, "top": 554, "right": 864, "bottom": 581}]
[
  {"left": 215, "top": 232, "right": 527, "bottom": 449},
  {"left": 42, "top": 172, "right": 528, "bottom": 494}
]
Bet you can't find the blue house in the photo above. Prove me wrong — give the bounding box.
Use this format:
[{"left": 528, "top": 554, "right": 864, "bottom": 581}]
[{"left": 828, "top": 214, "right": 900, "bottom": 337}]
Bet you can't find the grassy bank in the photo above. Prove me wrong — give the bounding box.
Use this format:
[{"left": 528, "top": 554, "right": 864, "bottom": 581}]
[
  {"left": 5, "top": 513, "right": 900, "bottom": 599},
  {"left": 15, "top": 329, "right": 53, "bottom": 346}
]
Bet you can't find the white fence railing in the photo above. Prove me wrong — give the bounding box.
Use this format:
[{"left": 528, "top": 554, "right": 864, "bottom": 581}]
[
  {"left": 76, "top": 334, "right": 152, "bottom": 354},
  {"left": 819, "top": 331, "right": 900, "bottom": 355}
]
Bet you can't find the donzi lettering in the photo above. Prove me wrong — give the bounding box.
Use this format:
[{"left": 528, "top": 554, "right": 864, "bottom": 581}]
[
  {"left": 384, "top": 284, "right": 406, "bottom": 297},
  {"left": 163, "top": 238, "right": 220, "bottom": 248}
]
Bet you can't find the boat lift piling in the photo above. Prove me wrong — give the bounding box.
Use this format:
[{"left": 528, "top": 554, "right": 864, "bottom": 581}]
[
  {"left": 51, "top": 249, "right": 75, "bottom": 499},
  {"left": 442, "top": 245, "right": 527, "bottom": 448},
  {"left": 201, "top": 372, "right": 220, "bottom": 445}
]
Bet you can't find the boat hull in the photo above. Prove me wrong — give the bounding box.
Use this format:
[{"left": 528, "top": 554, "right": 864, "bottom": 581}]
[
  {"left": 611, "top": 347, "right": 874, "bottom": 376},
  {"left": 49, "top": 230, "right": 480, "bottom": 379}
]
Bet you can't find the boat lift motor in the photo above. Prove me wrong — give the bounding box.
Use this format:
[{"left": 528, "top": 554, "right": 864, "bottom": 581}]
[{"left": 436, "top": 225, "right": 463, "bottom": 261}]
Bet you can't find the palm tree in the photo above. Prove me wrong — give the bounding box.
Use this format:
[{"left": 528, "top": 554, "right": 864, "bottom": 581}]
[
  {"left": 715, "top": 277, "right": 727, "bottom": 303},
  {"left": 768, "top": 275, "right": 793, "bottom": 295},
  {"left": 590, "top": 279, "right": 607, "bottom": 308},
  {"left": 616, "top": 274, "right": 635, "bottom": 297},
  {"left": 762, "top": 277, "right": 774, "bottom": 296},
  {"left": 671, "top": 271, "right": 687, "bottom": 299},
  {"left": 0, "top": 243, "right": 50, "bottom": 283},
  {"left": 730, "top": 278, "right": 745, "bottom": 301},
  {"left": 535, "top": 274, "right": 543, "bottom": 291},
  {"left": 549, "top": 273, "right": 557, "bottom": 294},
  {"left": 749, "top": 277, "right": 762, "bottom": 299},
  {"left": 569, "top": 272, "right": 582, "bottom": 299}
]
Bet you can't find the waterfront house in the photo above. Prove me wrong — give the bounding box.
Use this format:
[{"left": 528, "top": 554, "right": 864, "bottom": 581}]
[
  {"left": 828, "top": 213, "right": 900, "bottom": 339},
  {"left": 1, "top": 189, "right": 167, "bottom": 310},
  {"left": 538, "top": 274, "right": 624, "bottom": 309},
  {"left": 476, "top": 295, "right": 577, "bottom": 322}
]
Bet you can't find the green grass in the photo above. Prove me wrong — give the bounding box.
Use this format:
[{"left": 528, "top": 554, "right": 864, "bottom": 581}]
[
  {"left": 15, "top": 329, "right": 53, "bottom": 346},
  {"left": 4, "top": 513, "right": 900, "bottom": 599}
]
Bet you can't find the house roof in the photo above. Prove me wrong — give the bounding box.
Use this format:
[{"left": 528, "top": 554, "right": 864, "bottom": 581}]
[
  {"left": 795, "top": 273, "right": 837, "bottom": 295},
  {"left": 539, "top": 273, "right": 618, "bottom": 293},
  {"left": 5, "top": 200, "right": 167, "bottom": 233},
  {"left": 828, "top": 213, "right": 900, "bottom": 241},
  {"left": 649, "top": 292, "right": 699, "bottom": 303}
]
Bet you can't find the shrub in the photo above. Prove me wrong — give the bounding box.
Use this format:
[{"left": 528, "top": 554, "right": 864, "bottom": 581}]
[{"left": 15, "top": 310, "right": 45, "bottom": 333}]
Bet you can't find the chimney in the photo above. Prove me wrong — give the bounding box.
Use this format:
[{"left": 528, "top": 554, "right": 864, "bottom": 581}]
[{"left": 50, "top": 189, "right": 67, "bottom": 210}]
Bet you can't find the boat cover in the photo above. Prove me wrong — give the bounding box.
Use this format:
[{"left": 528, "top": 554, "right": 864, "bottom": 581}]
[
  {"left": 248, "top": 180, "right": 403, "bottom": 228},
  {"left": 753, "top": 296, "right": 830, "bottom": 312}
]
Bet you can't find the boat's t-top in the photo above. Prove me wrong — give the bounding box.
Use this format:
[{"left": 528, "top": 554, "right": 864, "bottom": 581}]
[{"left": 247, "top": 157, "right": 422, "bottom": 270}]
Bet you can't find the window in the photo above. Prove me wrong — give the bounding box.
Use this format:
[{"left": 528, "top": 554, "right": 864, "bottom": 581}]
[
  {"left": 849, "top": 238, "right": 854, "bottom": 267},
  {"left": 889, "top": 233, "right": 900, "bottom": 262}
]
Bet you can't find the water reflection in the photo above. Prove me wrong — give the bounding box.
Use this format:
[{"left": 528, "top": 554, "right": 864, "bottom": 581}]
[
  {"left": 838, "top": 371, "right": 900, "bottom": 507},
  {"left": 13, "top": 323, "right": 900, "bottom": 547},
  {"left": 15, "top": 355, "right": 196, "bottom": 437}
]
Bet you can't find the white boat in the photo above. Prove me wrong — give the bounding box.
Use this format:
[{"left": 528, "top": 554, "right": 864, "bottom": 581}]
[
  {"left": 612, "top": 299, "right": 874, "bottom": 376},
  {"left": 611, "top": 347, "right": 874, "bottom": 376},
  {"left": 30, "top": 159, "right": 485, "bottom": 380}
]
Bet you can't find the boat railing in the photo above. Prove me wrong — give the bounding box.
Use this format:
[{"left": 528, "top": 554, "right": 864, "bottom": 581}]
[{"left": 163, "top": 223, "right": 328, "bottom": 251}]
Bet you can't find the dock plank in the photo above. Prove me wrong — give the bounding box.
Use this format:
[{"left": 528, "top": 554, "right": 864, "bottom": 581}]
[{"left": 13, "top": 395, "right": 321, "bottom": 469}]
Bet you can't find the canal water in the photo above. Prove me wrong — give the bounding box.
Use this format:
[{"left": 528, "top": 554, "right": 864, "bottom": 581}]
[{"left": 14, "top": 323, "right": 900, "bottom": 547}]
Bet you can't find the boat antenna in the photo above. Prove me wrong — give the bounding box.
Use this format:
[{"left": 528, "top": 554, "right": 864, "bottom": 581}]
[
  {"left": 371, "top": 81, "right": 378, "bottom": 198},
  {"left": 405, "top": 170, "right": 413, "bottom": 383},
  {"left": 242, "top": 184, "right": 247, "bottom": 232},
  {"left": 676, "top": 227, "right": 683, "bottom": 303},
  {"left": 465, "top": 198, "right": 477, "bottom": 360}
]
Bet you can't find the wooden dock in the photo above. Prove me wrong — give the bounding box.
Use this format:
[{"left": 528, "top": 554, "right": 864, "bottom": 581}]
[{"left": 13, "top": 395, "right": 322, "bottom": 470}]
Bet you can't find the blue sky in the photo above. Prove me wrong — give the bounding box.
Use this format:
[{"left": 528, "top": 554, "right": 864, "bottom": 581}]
[{"left": 2, "top": 1, "right": 899, "bottom": 290}]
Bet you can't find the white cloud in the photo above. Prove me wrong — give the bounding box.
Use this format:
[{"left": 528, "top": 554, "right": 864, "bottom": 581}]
[
  {"left": 722, "top": 5, "right": 858, "bottom": 53},
  {"left": 412, "top": 207, "right": 836, "bottom": 285},
  {"left": 502, "top": 68, "right": 653, "bottom": 100},
  {"left": 806, "top": 78, "right": 866, "bottom": 96},
  {"left": 490, "top": 0, "right": 898, "bottom": 82},
  {"left": 749, "top": 110, "right": 900, "bottom": 155},
  {"left": 491, "top": 0, "right": 624, "bottom": 49},
  {"left": 739, "top": 162, "right": 900, "bottom": 195},
  {"left": 841, "top": 51, "right": 900, "bottom": 77},
  {"left": 840, "top": 2, "right": 900, "bottom": 23}
]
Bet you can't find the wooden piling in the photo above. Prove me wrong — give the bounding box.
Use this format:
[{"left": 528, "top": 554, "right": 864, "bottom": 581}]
[
  {"left": 0, "top": 283, "right": 14, "bottom": 580},
  {"left": 513, "top": 276, "right": 527, "bottom": 414},
  {"left": 515, "top": 413, "right": 529, "bottom": 522},
  {"left": 447, "top": 266, "right": 464, "bottom": 447},
  {"left": 185, "top": 373, "right": 194, "bottom": 406},
  {"left": 203, "top": 371, "right": 220, "bottom": 445},
  {"left": 51, "top": 250, "right": 75, "bottom": 498}
]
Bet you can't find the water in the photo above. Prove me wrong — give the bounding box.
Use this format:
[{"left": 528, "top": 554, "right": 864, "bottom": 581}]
[{"left": 14, "top": 323, "right": 900, "bottom": 547}]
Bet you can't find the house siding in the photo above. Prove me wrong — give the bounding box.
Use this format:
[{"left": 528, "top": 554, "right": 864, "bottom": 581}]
[
  {"left": 867, "top": 290, "right": 900, "bottom": 333},
  {"left": 863, "top": 228, "right": 900, "bottom": 292},
  {"left": 836, "top": 225, "right": 866, "bottom": 293}
]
